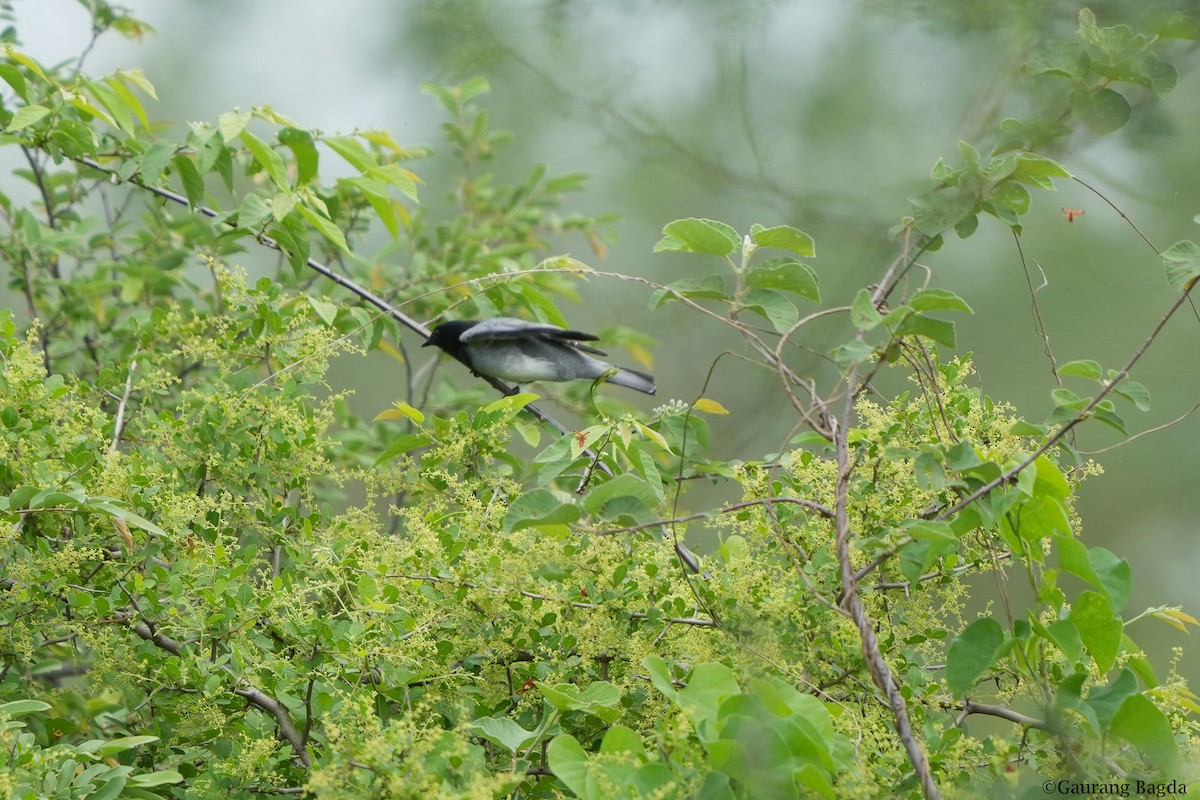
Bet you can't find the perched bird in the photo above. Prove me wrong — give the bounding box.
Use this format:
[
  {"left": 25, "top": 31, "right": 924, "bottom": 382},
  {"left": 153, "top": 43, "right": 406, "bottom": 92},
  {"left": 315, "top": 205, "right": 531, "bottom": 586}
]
[{"left": 422, "top": 317, "right": 656, "bottom": 395}]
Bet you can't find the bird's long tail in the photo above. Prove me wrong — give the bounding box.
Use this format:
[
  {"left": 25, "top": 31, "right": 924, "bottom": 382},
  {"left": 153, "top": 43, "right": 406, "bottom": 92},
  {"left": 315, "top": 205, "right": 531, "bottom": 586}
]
[{"left": 606, "top": 366, "right": 656, "bottom": 395}]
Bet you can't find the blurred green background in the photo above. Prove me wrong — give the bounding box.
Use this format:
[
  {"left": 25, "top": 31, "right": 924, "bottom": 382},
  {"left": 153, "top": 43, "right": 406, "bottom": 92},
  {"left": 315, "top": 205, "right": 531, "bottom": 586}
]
[{"left": 12, "top": 0, "right": 1200, "bottom": 676}]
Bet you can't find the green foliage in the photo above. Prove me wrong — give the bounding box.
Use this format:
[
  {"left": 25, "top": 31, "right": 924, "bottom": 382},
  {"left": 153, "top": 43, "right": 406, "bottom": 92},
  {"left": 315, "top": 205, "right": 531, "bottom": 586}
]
[{"left": 2, "top": 5, "right": 1200, "bottom": 800}]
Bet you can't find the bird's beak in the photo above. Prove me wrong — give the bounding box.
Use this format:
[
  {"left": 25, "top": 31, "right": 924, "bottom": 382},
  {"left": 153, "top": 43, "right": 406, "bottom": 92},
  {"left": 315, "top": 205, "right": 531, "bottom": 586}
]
[{"left": 421, "top": 338, "right": 434, "bottom": 347}]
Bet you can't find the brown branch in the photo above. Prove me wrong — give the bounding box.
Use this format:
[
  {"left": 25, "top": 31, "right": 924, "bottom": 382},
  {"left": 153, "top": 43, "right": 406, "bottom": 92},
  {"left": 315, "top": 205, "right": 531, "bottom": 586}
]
[
  {"left": 130, "top": 621, "right": 311, "bottom": 767},
  {"left": 946, "top": 699, "right": 1052, "bottom": 732},
  {"left": 596, "top": 495, "right": 834, "bottom": 537}
]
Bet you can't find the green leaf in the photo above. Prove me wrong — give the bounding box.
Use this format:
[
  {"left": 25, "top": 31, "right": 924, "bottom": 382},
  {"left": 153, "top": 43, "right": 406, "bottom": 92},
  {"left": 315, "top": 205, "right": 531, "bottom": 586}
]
[
  {"left": 1110, "top": 693, "right": 1179, "bottom": 770},
  {"left": 138, "top": 139, "right": 177, "bottom": 185},
  {"left": 600, "top": 724, "right": 646, "bottom": 755},
  {"left": 744, "top": 258, "right": 820, "bottom": 303},
  {"left": 850, "top": 288, "right": 885, "bottom": 330},
  {"left": 1069, "top": 87, "right": 1132, "bottom": 136},
  {"left": 1111, "top": 379, "right": 1150, "bottom": 412},
  {"left": 172, "top": 154, "right": 205, "bottom": 207},
  {"left": 0, "top": 64, "right": 29, "bottom": 101},
  {"left": 470, "top": 717, "right": 535, "bottom": 754},
  {"left": 128, "top": 770, "right": 185, "bottom": 788},
  {"left": 655, "top": 218, "right": 740, "bottom": 256},
  {"left": 1055, "top": 535, "right": 1131, "bottom": 613},
  {"left": 1026, "top": 42, "right": 1091, "bottom": 80},
  {"left": 742, "top": 288, "right": 799, "bottom": 333},
  {"left": 1085, "top": 668, "right": 1138, "bottom": 730},
  {"left": 8, "top": 103, "right": 52, "bottom": 131},
  {"left": 749, "top": 224, "right": 815, "bottom": 256},
  {"left": 1044, "top": 619, "right": 1084, "bottom": 663},
  {"left": 537, "top": 681, "right": 621, "bottom": 719},
  {"left": 94, "top": 735, "right": 159, "bottom": 756},
  {"left": 0, "top": 699, "right": 51, "bottom": 716},
  {"left": 218, "top": 109, "right": 252, "bottom": 141},
  {"left": 502, "top": 489, "right": 582, "bottom": 532},
  {"left": 894, "top": 315, "right": 957, "bottom": 349},
  {"left": 583, "top": 474, "right": 658, "bottom": 515},
  {"left": 905, "top": 520, "right": 956, "bottom": 542},
  {"left": 373, "top": 434, "right": 432, "bottom": 465},
  {"left": 1058, "top": 359, "right": 1102, "bottom": 379},
  {"left": 1011, "top": 152, "right": 1072, "bottom": 188},
  {"left": 297, "top": 205, "right": 349, "bottom": 253},
  {"left": 1161, "top": 240, "right": 1200, "bottom": 292},
  {"left": 240, "top": 129, "right": 289, "bottom": 190},
  {"left": 278, "top": 126, "right": 319, "bottom": 185},
  {"left": 1069, "top": 591, "right": 1122, "bottom": 672},
  {"left": 912, "top": 187, "right": 976, "bottom": 236},
  {"left": 909, "top": 288, "right": 972, "bottom": 314},
  {"left": 546, "top": 735, "right": 590, "bottom": 798},
  {"left": 947, "top": 618, "right": 1007, "bottom": 697},
  {"left": 649, "top": 275, "right": 730, "bottom": 307}
]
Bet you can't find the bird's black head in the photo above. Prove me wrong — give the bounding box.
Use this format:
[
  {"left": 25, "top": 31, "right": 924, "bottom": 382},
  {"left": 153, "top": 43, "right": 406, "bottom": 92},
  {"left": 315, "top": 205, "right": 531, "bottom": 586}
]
[
  {"left": 422, "top": 320, "right": 478, "bottom": 366},
  {"left": 423, "top": 320, "right": 476, "bottom": 348}
]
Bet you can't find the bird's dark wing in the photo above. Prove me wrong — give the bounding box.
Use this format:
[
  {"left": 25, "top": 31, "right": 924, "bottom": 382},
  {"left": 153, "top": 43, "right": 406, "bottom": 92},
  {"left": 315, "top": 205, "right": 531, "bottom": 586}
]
[{"left": 460, "top": 317, "right": 606, "bottom": 354}]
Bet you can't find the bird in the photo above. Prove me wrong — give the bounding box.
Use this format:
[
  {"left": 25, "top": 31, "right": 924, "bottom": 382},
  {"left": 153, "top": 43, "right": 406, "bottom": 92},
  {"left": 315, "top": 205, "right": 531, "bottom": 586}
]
[{"left": 422, "top": 317, "right": 656, "bottom": 395}]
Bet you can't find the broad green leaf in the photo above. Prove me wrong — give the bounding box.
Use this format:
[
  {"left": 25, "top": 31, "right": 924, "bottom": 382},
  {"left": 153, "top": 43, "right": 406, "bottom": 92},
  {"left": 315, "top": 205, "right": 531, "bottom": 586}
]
[
  {"left": 1110, "top": 694, "right": 1179, "bottom": 771},
  {"left": 297, "top": 205, "right": 349, "bottom": 252},
  {"left": 583, "top": 474, "right": 658, "bottom": 515},
  {"left": 1069, "top": 86, "right": 1132, "bottom": 135},
  {"left": 138, "top": 139, "right": 177, "bottom": 185},
  {"left": 546, "top": 735, "right": 590, "bottom": 798},
  {"left": 1033, "top": 455, "right": 1070, "bottom": 502},
  {"left": 372, "top": 434, "right": 432, "bottom": 465},
  {"left": 9, "top": 103, "right": 51, "bottom": 130},
  {"left": 946, "top": 617, "right": 1006, "bottom": 697},
  {"left": 470, "top": 717, "right": 535, "bottom": 753},
  {"left": 323, "top": 134, "right": 376, "bottom": 172},
  {"left": 600, "top": 724, "right": 646, "bottom": 756},
  {"left": 912, "top": 187, "right": 976, "bottom": 236},
  {"left": 537, "top": 681, "right": 620, "bottom": 719},
  {"left": 0, "top": 699, "right": 51, "bottom": 716},
  {"left": 94, "top": 735, "right": 159, "bottom": 756},
  {"left": 905, "top": 520, "right": 956, "bottom": 542},
  {"left": 1055, "top": 535, "right": 1131, "bottom": 612},
  {"left": 98, "top": 75, "right": 147, "bottom": 131},
  {"left": 0, "top": 64, "right": 29, "bottom": 101},
  {"left": 909, "top": 288, "right": 973, "bottom": 314},
  {"left": 1011, "top": 152, "right": 1072, "bottom": 189},
  {"left": 1069, "top": 591, "right": 1122, "bottom": 672},
  {"left": 850, "top": 288, "right": 884, "bottom": 330},
  {"left": 991, "top": 180, "right": 1031, "bottom": 218},
  {"left": 1026, "top": 42, "right": 1091, "bottom": 80},
  {"left": 278, "top": 126, "right": 319, "bottom": 185},
  {"left": 1045, "top": 619, "right": 1084, "bottom": 663},
  {"left": 745, "top": 258, "right": 820, "bottom": 303},
  {"left": 128, "top": 770, "right": 184, "bottom": 788},
  {"left": 172, "top": 154, "right": 205, "bottom": 207},
  {"left": 743, "top": 288, "right": 799, "bottom": 333},
  {"left": 895, "top": 315, "right": 956, "bottom": 349},
  {"left": 649, "top": 275, "right": 729, "bottom": 308},
  {"left": 655, "top": 218, "right": 740, "bottom": 256},
  {"left": 749, "top": 224, "right": 815, "bottom": 256},
  {"left": 91, "top": 502, "right": 167, "bottom": 538},
  {"left": 1058, "top": 359, "right": 1102, "bottom": 379},
  {"left": 1085, "top": 668, "right": 1138, "bottom": 730},
  {"left": 237, "top": 191, "right": 272, "bottom": 230},
  {"left": 502, "top": 489, "right": 582, "bottom": 532},
  {"left": 1111, "top": 379, "right": 1150, "bottom": 412},
  {"left": 1161, "top": 240, "right": 1200, "bottom": 292},
  {"left": 218, "top": 109, "right": 252, "bottom": 141},
  {"left": 240, "top": 129, "right": 289, "bottom": 190}
]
